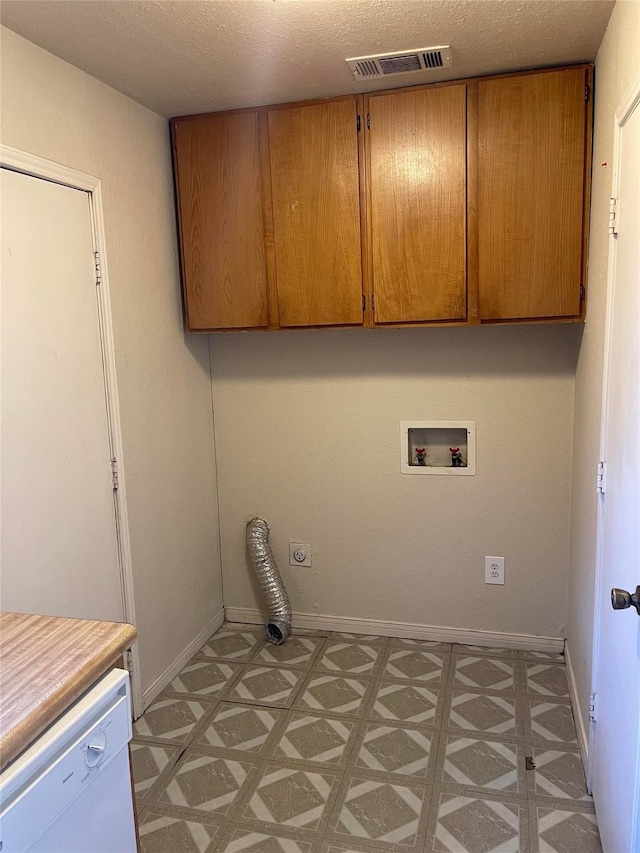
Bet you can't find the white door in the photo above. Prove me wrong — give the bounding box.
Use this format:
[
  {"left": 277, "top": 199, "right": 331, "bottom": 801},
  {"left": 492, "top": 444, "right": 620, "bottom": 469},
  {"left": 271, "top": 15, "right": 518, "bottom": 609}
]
[
  {"left": 590, "top": 82, "right": 640, "bottom": 852},
  {"left": 1, "top": 168, "right": 123, "bottom": 622}
]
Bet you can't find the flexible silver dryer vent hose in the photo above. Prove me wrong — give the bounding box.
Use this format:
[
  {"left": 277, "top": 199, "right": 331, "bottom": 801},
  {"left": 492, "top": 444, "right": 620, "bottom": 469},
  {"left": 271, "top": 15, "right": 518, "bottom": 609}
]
[{"left": 246, "top": 518, "right": 292, "bottom": 645}]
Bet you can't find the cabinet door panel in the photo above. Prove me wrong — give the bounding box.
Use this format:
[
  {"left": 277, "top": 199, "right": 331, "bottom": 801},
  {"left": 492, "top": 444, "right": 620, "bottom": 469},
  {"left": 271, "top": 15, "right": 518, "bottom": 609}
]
[
  {"left": 478, "top": 69, "right": 586, "bottom": 320},
  {"left": 368, "top": 85, "right": 467, "bottom": 324},
  {"left": 174, "top": 113, "right": 268, "bottom": 330},
  {"left": 268, "top": 99, "right": 364, "bottom": 327}
]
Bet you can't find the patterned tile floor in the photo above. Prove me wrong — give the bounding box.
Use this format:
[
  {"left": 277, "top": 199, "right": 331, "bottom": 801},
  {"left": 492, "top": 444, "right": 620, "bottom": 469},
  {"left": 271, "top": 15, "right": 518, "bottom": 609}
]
[{"left": 132, "top": 625, "right": 602, "bottom": 853}]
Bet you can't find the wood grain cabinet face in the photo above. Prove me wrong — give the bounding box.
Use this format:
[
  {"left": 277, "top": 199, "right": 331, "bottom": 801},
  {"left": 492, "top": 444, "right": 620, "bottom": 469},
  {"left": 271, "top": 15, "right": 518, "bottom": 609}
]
[
  {"left": 367, "top": 85, "right": 468, "bottom": 324},
  {"left": 267, "top": 98, "right": 364, "bottom": 327},
  {"left": 171, "top": 65, "right": 591, "bottom": 333},
  {"left": 478, "top": 68, "right": 588, "bottom": 320},
  {"left": 173, "top": 112, "right": 268, "bottom": 330}
]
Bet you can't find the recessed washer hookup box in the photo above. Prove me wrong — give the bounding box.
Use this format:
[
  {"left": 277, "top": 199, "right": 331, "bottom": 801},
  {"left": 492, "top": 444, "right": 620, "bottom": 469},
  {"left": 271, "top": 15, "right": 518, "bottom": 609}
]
[{"left": 400, "top": 420, "right": 476, "bottom": 475}]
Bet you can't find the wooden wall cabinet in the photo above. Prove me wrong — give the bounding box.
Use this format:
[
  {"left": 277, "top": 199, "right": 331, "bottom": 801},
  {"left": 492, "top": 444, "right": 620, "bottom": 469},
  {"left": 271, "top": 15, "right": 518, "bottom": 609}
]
[
  {"left": 173, "top": 111, "right": 268, "bottom": 330},
  {"left": 171, "top": 65, "right": 592, "bottom": 333},
  {"left": 266, "top": 98, "right": 364, "bottom": 328},
  {"left": 172, "top": 96, "right": 365, "bottom": 332},
  {"left": 477, "top": 66, "right": 590, "bottom": 321},
  {"left": 366, "top": 84, "right": 468, "bottom": 324}
]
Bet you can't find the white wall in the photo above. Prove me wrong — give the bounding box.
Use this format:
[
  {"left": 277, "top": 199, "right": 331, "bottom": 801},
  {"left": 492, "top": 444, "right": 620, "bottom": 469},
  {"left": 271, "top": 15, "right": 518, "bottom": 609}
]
[
  {"left": 0, "top": 27, "right": 223, "bottom": 696},
  {"left": 211, "top": 324, "right": 580, "bottom": 640},
  {"left": 567, "top": 0, "right": 640, "bottom": 742}
]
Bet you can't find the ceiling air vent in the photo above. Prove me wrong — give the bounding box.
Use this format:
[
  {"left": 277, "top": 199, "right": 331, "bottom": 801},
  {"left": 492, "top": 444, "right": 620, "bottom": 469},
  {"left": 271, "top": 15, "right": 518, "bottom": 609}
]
[{"left": 346, "top": 46, "right": 452, "bottom": 80}]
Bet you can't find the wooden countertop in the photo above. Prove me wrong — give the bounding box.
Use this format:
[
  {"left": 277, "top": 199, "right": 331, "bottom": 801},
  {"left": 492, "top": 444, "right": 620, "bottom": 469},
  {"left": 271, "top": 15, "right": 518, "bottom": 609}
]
[{"left": 0, "top": 611, "right": 136, "bottom": 770}]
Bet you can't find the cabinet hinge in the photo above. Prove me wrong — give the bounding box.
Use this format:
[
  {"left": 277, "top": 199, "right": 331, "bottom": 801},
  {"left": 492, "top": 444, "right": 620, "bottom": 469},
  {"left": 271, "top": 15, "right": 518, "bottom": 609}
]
[
  {"left": 589, "top": 691, "right": 597, "bottom": 722},
  {"left": 609, "top": 197, "right": 618, "bottom": 235},
  {"left": 111, "top": 457, "right": 119, "bottom": 492},
  {"left": 94, "top": 250, "right": 102, "bottom": 287},
  {"left": 580, "top": 284, "right": 585, "bottom": 300},
  {"left": 367, "top": 113, "right": 370, "bottom": 130},
  {"left": 357, "top": 114, "right": 361, "bottom": 132},
  {"left": 124, "top": 648, "right": 134, "bottom": 676},
  {"left": 362, "top": 294, "right": 366, "bottom": 311},
  {"left": 585, "top": 84, "right": 590, "bottom": 102},
  {"left": 371, "top": 293, "right": 375, "bottom": 310},
  {"left": 596, "top": 460, "right": 606, "bottom": 494}
]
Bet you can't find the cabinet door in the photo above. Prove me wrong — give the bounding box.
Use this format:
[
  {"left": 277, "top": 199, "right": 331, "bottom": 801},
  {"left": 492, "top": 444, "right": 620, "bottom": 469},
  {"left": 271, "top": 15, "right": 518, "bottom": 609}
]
[
  {"left": 173, "top": 112, "right": 268, "bottom": 330},
  {"left": 368, "top": 85, "right": 467, "bottom": 324},
  {"left": 478, "top": 68, "right": 587, "bottom": 320},
  {"left": 267, "top": 98, "right": 364, "bottom": 327}
]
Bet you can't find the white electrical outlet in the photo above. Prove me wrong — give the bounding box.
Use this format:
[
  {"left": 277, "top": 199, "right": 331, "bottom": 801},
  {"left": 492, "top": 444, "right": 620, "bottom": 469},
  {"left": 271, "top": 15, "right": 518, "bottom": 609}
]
[
  {"left": 485, "top": 556, "right": 505, "bottom": 585},
  {"left": 289, "top": 543, "right": 312, "bottom": 567}
]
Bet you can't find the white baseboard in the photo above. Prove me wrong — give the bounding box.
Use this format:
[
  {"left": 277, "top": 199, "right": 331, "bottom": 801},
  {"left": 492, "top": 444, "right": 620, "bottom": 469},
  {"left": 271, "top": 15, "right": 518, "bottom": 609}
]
[
  {"left": 140, "top": 608, "right": 225, "bottom": 715},
  {"left": 223, "top": 607, "right": 564, "bottom": 653},
  {"left": 564, "top": 640, "right": 591, "bottom": 780}
]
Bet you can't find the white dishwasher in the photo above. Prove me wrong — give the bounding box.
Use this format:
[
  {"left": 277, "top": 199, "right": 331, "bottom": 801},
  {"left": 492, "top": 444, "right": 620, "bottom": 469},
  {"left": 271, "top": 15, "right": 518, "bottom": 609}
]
[{"left": 0, "top": 668, "right": 137, "bottom": 853}]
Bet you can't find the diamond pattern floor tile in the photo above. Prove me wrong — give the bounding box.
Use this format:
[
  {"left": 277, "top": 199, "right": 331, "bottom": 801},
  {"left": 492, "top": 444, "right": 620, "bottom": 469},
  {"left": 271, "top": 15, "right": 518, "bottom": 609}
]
[
  {"left": 253, "top": 637, "right": 324, "bottom": 668},
  {"left": 196, "top": 703, "right": 283, "bottom": 753},
  {"left": 132, "top": 624, "right": 599, "bottom": 851},
  {"left": 331, "top": 633, "right": 386, "bottom": 644},
  {"left": 383, "top": 649, "right": 446, "bottom": 682},
  {"left": 138, "top": 807, "right": 224, "bottom": 853},
  {"left": 228, "top": 667, "right": 304, "bottom": 707},
  {"left": 389, "top": 637, "right": 451, "bottom": 651},
  {"left": 452, "top": 656, "right": 515, "bottom": 691},
  {"left": 317, "top": 642, "right": 380, "bottom": 674},
  {"left": 534, "top": 807, "right": 602, "bottom": 853},
  {"left": 447, "top": 691, "right": 517, "bottom": 735},
  {"left": 334, "top": 775, "right": 428, "bottom": 846},
  {"left": 166, "top": 660, "right": 239, "bottom": 697},
  {"left": 518, "top": 649, "right": 565, "bottom": 662},
  {"left": 155, "top": 749, "right": 254, "bottom": 815},
  {"left": 353, "top": 723, "right": 433, "bottom": 778},
  {"left": 199, "top": 629, "right": 262, "bottom": 661},
  {"left": 133, "top": 697, "right": 210, "bottom": 743},
  {"left": 130, "top": 742, "right": 180, "bottom": 799},
  {"left": 242, "top": 765, "right": 338, "bottom": 829},
  {"left": 219, "top": 827, "right": 315, "bottom": 853},
  {"left": 430, "top": 793, "right": 525, "bottom": 853},
  {"left": 271, "top": 713, "right": 357, "bottom": 766},
  {"left": 532, "top": 749, "right": 591, "bottom": 801},
  {"left": 453, "top": 644, "right": 516, "bottom": 658},
  {"left": 440, "top": 736, "right": 520, "bottom": 793},
  {"left": 528, "top": 701, "right": 577, "bottom": 745},
  {"left": 297, "top": 675, "right": 370, "bottom": 716},
  {"left": 526, "top": 664, "right": 570, "bottom": 697},
  {"left": 369, "top": 683, "right": 440, "bottom": 725},
  {"left": 320, "top": 843, "right": 390, "bottom": 853}
]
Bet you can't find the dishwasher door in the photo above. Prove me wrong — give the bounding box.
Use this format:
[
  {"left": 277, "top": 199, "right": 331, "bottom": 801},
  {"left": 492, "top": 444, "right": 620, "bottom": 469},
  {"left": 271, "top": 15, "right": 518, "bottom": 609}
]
[
  {"left": 28, "top": 748, "right": 136, "bottom": 853},
  {"left": 0, "top": 668, "right": 137, "bottom": 853}
]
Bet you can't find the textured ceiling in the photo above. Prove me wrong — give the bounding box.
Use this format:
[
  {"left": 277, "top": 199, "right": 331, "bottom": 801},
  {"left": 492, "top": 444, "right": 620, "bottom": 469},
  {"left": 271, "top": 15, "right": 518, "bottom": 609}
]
[{"left": 0, "top": 0, "right": 614, "bottom": 118}]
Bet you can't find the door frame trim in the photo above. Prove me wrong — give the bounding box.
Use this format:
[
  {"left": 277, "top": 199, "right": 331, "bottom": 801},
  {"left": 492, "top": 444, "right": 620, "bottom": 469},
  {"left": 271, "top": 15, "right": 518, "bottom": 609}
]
[
  {"left": 0, "top": 144, "right": 142, "bottom": 717},
  {"left": 588, "top": 67, "right": 640, "bottom": 825}
]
